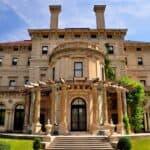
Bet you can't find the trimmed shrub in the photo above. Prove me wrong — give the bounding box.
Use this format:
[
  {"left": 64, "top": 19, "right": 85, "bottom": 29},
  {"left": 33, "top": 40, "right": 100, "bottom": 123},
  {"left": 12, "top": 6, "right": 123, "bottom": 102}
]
[
  {"left": 0, "top": 143, "right": 10, "bottom": 150},
  {"left": 117, "top": 137, "right": 132, "bottom": 150},
  {"left": 33, "top": 138, "right": 41, "bottom": 150}
]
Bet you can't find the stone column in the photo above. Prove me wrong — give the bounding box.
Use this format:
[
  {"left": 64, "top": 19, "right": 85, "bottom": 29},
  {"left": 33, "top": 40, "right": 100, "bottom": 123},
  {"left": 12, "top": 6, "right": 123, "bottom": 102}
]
[
  {"left": 33, "top": 87, "right": 41, "bottom": 134},
  {"left": 148, "top": 111, "right": 150, "bottom": 131},
  {"left": 144, "top": 112, "right": 148, "bottom": 131},
  {"left": 103, "top": 85, "right": 108, "bottom": 125},
  {"left": 6, "top": 109, "right": 12, "bottom": 132},
  {"left": 122, "top": 89, "right": 127, "bottom": 115},
  {"left": 59, "top": 84, "right": 68, "bottom": 135},
  {"left": 50, "top": 85, "right": 56, "bottom": 124},
  {"left": 117, "top": 88, "right": 124, "bottom": 133},
  {"left": 91, "top": 84, "right": 99, "bottom": 134},
  {"left": 29, "top": 90, "right": 35, "bottom": 130}
]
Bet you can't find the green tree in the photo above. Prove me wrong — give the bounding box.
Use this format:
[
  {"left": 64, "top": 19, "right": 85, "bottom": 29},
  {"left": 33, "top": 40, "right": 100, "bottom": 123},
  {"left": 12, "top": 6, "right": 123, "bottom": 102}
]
[
  {"left": 104, "top": 56, "right": 116, "bottom": 81},
  {"left": 119, "top": 76, "right": 145, "bottom": 132}
]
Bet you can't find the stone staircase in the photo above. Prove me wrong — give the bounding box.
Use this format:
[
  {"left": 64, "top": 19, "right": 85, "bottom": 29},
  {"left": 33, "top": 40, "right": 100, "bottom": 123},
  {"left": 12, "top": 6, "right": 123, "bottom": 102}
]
[{"left": 46, "top": 136, "right": 113, "bottom": 150}]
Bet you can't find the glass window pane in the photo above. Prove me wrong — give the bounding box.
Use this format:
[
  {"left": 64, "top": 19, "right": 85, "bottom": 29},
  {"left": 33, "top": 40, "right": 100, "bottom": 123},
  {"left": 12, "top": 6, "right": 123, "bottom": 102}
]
[
  {"left": 75, "top": 70, "right": 82, "bottom": 77},
  {"left": 75, "top": 62, "right": 82, "bottom": 69}
]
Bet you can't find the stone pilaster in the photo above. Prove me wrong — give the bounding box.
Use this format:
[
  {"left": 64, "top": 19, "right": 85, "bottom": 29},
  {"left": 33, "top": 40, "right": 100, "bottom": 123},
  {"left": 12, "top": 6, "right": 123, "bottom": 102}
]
[
  {"left": 24, "top": 92, "right": 30, "bottom": 132},
  {"left": 116, "top": 88, "right": 124, "bottom": 134},
  {"left": 59, "top": 84, "right": 68, "bottom": 135},
  {"left": 33, "top": 87, "right": 41, "bottom": 134},
  {"left": 6, "top": 109, "right": 12, "bottom": 131},
  {"left": 91, "top": 84, "right": 99, "bottom": 134},
  {"left": 103, "top": 85, "right": 108, "bottom": 125},
  {"left": 144, "top": 112, "right": 148, "bottom": 131}
]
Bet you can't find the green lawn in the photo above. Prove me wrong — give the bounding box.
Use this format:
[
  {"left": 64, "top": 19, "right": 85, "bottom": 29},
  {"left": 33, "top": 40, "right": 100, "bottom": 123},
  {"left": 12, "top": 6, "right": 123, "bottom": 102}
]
[
  {"left": 0, "top": 138, "right": 33, "bottom": 150},
  {"left": 132, "top": 138, "right": 150, "bottom": 150}
]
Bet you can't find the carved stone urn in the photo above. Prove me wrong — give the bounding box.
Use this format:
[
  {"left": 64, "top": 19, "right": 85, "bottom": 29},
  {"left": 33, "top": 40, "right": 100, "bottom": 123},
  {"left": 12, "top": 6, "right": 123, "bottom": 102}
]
[{"left": 45, "top": 119, "right": 52, "bottom": 135}]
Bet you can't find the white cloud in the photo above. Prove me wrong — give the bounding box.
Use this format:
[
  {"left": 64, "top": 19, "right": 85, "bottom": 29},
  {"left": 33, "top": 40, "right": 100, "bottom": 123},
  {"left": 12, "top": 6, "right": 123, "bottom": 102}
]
[{"left": 0, "top": 0, "right": 150, "bottom": 41}]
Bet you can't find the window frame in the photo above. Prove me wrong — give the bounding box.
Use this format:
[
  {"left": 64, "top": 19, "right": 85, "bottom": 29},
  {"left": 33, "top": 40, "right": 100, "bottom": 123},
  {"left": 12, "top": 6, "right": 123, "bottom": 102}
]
[
  {"left": 9, "top": 80, "right": 16, "bottom": 87},
  {"left": 52, "top": 67, "right": 55, "bottom": 81},
  {"left": 0, "top": 104, "right": 5, "bottom": 126},
  {"left": 107, "top": 45, "right": 114, "bottom": 54},
  {"left": 0, "top": 58, "right": 2, "bottom": 66},
  {"left": 137, "top": 57, "right": 143, "bottom": 65},
  {"left": 74, "top": 62, "right": 83, "bottom": 78},
  {"left": 12, "top": 57, "right": 18, "bottom": 66},
  {"left": 42, "top": 46, "right": 48, "bottom": 55},
  {"left": 140, "top": 80, "right": 146, "bottom": 86}
]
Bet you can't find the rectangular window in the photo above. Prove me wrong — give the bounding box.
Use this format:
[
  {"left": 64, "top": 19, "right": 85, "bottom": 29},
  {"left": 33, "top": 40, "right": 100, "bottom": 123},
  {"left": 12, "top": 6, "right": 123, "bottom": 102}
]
[
  {"left": 28, "top": 57, "right": 31, "bottom": 66},
  {"left": 74, "top": 62, "right": 83, "bottom": 77},
  {"left": 13, "top": 47, "right": 18, "bottom": 51},
  {"left": 12, "top": 58, "right": 18, "bottom": 65},
  {"left": 107, "top": 34, "right": 112, "bottom": 39},
  {"left": 74, "top": 34, "right": 81, "bottom": 38},
  {"left": 28, "top": 46, "right": 32, "bottom": 51},
  {"left": 140, "top": 80, "right": 146, "bottom": 86},
  {"left": 91, "top": 34, "right": 97, "bottom": 38},
  {"left": 40, "top": 74, "right": 46, "bottom": 81},
  {"left": 0, "top": 47, "right": 3, "bottom": 51},
  {"left": 125, "top": 57, "right": 127, "bottom": 65},
  {"left": 24, "top": 79, "right": 29, "bottom": 84},
  {"left": 102, "top": 67, "right": 104, "bottom": 81},
  {"left": 136, "top": 47, "right": 142, "bottom": 51},
  {"left": 42, "top": 46, "right": 48, "bottom": 54},
  {"left": 52, "top": 67, "right": 55, "bottom": 81},
  {"left": 0, "top": 105, "right": 5, "bottom": 126},
  {"left": 43, "top": 35, "right": 49, "bottom": 38},
  {"left": 59, "top": 34, "right": 64, "bottom": 39},
  {"left": 107, "top": 45, "right": 114, "bottom": 54},
  {"left": 0, "top": 58, "right": 2, "bottom": 66},
  {"left": 137, "top": 57, "right": 143, "bottom": 65},
  {"left": 9, "top": 80, "right": 16, "bottom": 87}
]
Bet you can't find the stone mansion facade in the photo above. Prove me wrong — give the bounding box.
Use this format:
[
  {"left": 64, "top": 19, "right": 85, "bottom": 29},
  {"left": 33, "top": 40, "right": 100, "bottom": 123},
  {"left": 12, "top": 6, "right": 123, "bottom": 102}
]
[{"left": 0, "top": 5, "right": 150, "bottom": 135}]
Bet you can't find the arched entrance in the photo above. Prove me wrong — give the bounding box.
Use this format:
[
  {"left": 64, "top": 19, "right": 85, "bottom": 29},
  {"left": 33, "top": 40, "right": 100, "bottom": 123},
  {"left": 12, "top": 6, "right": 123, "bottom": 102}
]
[
  {"left": 71, "top": 98, "right": 87, "bottom": 131},
  {"left": 14, "top": 105, "right": 24, "bottom": 131}
]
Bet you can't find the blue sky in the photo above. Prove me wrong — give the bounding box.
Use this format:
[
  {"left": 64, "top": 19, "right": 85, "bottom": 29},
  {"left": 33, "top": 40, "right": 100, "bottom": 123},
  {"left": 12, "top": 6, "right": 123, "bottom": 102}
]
[{"left": 0, "top": 0, "right": 150, "bottom": 42}]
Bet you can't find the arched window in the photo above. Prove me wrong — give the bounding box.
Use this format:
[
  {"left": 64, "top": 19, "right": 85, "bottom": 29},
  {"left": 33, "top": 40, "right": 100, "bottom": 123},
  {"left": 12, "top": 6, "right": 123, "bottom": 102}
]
[{"left": 0, "top": 104, "right": 5, "bottom": 126}]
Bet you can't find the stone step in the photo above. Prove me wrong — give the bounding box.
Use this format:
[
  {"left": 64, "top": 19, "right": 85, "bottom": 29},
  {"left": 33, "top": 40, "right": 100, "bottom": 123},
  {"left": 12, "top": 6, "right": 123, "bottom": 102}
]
[{"left": 46, "top": 136, "right": 113, "bottom": 150}]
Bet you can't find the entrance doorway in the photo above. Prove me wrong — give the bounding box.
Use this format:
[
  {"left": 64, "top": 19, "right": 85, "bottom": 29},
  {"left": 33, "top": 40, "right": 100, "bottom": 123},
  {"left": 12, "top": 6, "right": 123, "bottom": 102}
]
[
  {"left": 71, "top": 98, "right": 87, "bottom": 131},
  {"left": 14, "top": 105, "right": 24, "bottom": 131}
]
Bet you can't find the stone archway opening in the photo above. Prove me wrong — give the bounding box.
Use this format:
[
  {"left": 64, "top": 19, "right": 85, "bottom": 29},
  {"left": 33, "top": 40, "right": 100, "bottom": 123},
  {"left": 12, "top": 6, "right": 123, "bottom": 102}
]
[
  {"left": 14, "top": 104, "right": 25, "bottom": 131},
  {"left": 71, "top": 98, "right": 87, "bottom": 131}
]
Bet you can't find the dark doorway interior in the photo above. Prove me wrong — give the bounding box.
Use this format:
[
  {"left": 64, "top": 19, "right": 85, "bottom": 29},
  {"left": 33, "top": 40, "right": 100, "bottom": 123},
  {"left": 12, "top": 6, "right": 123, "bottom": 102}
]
[
  {"left": 14, "top": 105, "right": 24, "bottom": 131},
  {"left": 71, "top": 98, "right": 87, "bottom": 131}
]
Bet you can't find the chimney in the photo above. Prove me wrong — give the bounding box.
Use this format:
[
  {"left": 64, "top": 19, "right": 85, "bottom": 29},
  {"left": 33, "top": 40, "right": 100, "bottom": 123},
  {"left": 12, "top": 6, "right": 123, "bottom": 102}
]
[
  {"left": 94, "top": 5, "right": 106, "bottom": 29},
  {"left": 49, "top": 5, "right": 61, "bottom": 29}
]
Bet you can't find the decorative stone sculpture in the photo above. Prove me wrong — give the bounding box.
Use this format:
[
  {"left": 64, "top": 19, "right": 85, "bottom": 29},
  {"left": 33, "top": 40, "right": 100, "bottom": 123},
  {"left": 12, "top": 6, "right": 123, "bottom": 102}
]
[{"left": 45, "top": 119, "right": 52, "bottom": 135}]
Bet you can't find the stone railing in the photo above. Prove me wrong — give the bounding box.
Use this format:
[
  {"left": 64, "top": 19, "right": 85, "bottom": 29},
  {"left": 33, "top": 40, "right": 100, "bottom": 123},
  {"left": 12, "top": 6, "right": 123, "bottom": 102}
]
[{"left": 0, "top": 86, "right": 25, "bottom": 92}]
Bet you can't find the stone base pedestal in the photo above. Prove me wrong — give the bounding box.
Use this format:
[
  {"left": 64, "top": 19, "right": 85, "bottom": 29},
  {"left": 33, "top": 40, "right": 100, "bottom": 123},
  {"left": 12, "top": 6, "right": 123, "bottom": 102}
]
[
  {"left": 117, "top": 124, "right": 124, "bottom": 134},
  {"left": 59, "top": 122, "right": 68, "bottom": 135},
  {"left": 102, "top": 123, "right": 115, "bottom": 136},
  {"left": 45, "top": 123, "right": 52, "bottom": 135},
  {"left": 90, "top": 123, "right": 99, "bottom": 134},
  {"left": 33, "top": 122, "right": 42, "bottom": 134}
]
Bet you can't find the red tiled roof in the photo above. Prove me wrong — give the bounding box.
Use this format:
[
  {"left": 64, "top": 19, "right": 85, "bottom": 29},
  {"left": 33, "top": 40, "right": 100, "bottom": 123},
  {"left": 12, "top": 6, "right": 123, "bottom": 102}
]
[{"left": 0, "top": 40, "right": 31, "bottom": 46}]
